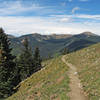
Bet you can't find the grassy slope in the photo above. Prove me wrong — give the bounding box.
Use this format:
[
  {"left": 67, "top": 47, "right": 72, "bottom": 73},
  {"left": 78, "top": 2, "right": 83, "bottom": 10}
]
[
  {"left": 7, "top": 57, "right": 70, "bottom": 100},
  {"left": 65, "top": 43, "right": 100, "bottom": 100}
]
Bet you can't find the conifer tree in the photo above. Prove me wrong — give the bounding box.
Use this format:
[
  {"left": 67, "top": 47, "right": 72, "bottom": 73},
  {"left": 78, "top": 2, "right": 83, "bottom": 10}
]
[
  {"left": 33, "top": 47, "right": 42, "bottom": 72},
  {"left": 18, "top": 38, "right": 34, "bottom": 80},
  {"left": 62, "top": 48, "right": 69, "bottom": 55},
  {"left": 0, "top": 28, "right": 16, "bottom": 98}
]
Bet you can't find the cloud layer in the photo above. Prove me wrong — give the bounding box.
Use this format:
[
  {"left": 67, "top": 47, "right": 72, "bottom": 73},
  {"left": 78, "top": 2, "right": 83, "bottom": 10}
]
[
  {"left": 0, "top": 15, "right": 100, "bottom": 36},
  {"left": 0, "top": 0, "right": 99, "bottom": 36}
]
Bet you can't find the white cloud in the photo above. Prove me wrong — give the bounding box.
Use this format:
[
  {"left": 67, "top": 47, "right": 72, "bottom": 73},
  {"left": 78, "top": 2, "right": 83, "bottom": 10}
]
[
  {"left": 0, "top": 1, "right": 44, "bottom": 16},
  {"left": 60, "top": 18, "right": 72, "bottom": 22},
  {"left": 0, "top": 1, "right": 65, "bottom": 16},
  {"left": 53, "top": 14, "right": 100, "bottom": 20},
  {"left": 0, "top": 15, "right": 100, "bottom": 36},
  {"left": 72, "top": 7, "right": 80, "bottom": 14},
  {"left": 0, "top": 0, "right": 99, "bottom": 36},
  {"left": 75, "top": 14, "right": 100, "bottom": 20}
]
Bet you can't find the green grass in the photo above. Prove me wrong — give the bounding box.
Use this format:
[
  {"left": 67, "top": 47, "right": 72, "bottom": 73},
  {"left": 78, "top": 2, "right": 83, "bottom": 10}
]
[
  {"left": 65, "top": 43, "right": 100, "bottom": 100},
  {"left": 7, "top": 57, "right": 70, "bottom": 100}
]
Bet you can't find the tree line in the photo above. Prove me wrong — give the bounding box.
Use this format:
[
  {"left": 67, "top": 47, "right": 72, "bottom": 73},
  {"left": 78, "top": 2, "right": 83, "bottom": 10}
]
[{"left": 0, "top": 28, "right": 42, "bottom": 98}]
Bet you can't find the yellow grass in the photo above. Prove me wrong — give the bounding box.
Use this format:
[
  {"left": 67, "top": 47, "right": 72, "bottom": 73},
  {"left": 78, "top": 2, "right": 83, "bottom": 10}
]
[
  {"left": 7, "top": 57, "right": 70, "bottom": 100},
  {"left": 65, "top": 43, "right": 100, "bottom": 100}
]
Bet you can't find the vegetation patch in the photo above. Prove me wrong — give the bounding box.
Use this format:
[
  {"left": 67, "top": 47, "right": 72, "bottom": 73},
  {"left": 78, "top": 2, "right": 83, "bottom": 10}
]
[
  {"left": 7, "top": 57, "right": 70, "bottom": 100},
  {"left": 65, "top": 43, "right": 100, "bottom": 100}
]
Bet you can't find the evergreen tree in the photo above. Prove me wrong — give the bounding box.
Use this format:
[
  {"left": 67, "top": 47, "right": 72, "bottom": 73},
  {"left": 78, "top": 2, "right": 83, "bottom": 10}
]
[
  {"left": 18, "top": 38, "right": 34, "bottom": 81},
  {"left": 0, "top": 28, "right": 16, "bottom": 98},
  {"left": 33, "top": 47, "right": 42, "bottom": 72},
  {"left": 62, "top": 48, "right": 69, "bottom": 55}
]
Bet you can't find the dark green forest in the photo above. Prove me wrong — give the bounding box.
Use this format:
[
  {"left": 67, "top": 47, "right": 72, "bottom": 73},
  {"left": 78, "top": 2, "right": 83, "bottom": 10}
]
[{"left": 0, "top": 28, "right": 42, "bottom": 99}]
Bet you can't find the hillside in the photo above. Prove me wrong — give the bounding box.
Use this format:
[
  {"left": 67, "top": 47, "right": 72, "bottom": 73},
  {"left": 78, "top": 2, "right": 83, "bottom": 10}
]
[
  {"left": 9, "top": 32, "right": 100, "bottom": 58},
  {"left": 7, "top": 37, "right": 100, "bottom": 100},
  {"left": 65, "top": 43, "right": 100, "bottom": 100},
  {"left": 10, "top": 33, "right": 72, "bottom": 57},
  {"left": 7, "top": 57, "right": 70, "bottom": 100}
]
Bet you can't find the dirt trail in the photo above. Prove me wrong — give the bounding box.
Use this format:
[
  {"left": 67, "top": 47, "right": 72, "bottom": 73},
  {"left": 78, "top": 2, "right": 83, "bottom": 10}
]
[{"left": 62, "top": 56, "right": 89, "bottom": 100}]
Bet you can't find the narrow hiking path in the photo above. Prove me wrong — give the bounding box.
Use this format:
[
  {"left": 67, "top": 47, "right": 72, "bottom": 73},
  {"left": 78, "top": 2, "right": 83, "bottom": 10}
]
[{"left": 62, "top": 56, "right": 89, "bottom": 100}]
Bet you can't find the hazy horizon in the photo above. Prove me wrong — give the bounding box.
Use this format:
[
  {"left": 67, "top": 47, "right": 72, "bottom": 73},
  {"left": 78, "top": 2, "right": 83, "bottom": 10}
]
[{"left": 7, "top": 31, "right": 99, "bottom": 37}]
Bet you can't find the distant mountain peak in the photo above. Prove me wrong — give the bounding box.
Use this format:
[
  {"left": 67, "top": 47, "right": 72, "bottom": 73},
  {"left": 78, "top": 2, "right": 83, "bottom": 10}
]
[
  {"left": 49, "top": 34, "right": 73, "bottom": 39},
  {"left": 81, "top": 32, "right": 97, "bottom": 36},
  {"left": 32, "top": 33, "right": 41, "bottom": 35}
]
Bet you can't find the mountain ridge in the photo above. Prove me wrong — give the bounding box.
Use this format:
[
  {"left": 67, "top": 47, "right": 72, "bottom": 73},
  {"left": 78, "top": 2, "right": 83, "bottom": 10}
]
[
  {"left": 8, "top": 31, "right": 99, "bottom": 38},
  {"left": 8, "top": 32, "right": 100, "bottom": 58}
]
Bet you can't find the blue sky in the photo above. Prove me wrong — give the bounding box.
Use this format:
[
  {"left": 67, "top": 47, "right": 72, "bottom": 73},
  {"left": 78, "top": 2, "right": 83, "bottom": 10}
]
[{"left": 0, "top": 0, "right": 100, "bottom": 36}]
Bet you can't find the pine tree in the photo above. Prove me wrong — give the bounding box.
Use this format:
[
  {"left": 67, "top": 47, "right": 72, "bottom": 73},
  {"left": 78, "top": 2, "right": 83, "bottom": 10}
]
[
  {"left": 18, "top": 38, "right": 34, "bottom": 80},
  {"left": 0, "top": 28, "right": 16, "bottom": 98},
  {"left": 62, "top": 48, "right": 69, "bottom": 55},
  {"left": 33, "top": 47, "right": 42, "bottom": 72}
]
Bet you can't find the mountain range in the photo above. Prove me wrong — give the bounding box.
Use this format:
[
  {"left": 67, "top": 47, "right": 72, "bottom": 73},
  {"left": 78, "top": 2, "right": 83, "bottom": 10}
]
[{"left": 8, "top": 32, "right": 100, "bottom": 58}]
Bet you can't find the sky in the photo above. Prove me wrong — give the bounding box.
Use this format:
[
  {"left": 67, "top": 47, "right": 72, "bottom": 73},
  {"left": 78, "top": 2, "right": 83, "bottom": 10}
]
[{"left": 0, "top": 0, "right": 100, "bottom": 36}]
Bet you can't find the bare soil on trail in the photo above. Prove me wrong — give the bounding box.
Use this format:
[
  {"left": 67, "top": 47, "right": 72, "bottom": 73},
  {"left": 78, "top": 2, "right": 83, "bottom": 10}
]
[{"left": 62, "top": 56, "right": 89, "bottom": 100}]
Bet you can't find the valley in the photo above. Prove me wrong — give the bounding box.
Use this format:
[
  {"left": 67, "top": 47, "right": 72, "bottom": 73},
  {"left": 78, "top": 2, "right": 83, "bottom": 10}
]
[{"left": 9, "top": 32, "right": 100, "bottom": 58}]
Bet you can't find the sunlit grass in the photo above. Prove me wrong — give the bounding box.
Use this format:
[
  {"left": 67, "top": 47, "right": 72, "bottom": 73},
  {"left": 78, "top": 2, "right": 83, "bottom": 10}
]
[
  {"left": 7, "top": 57, "right": 70, "bottom": 100},
  {"left": 65, "top": 43, "right": 100, "bottom": 100}
]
